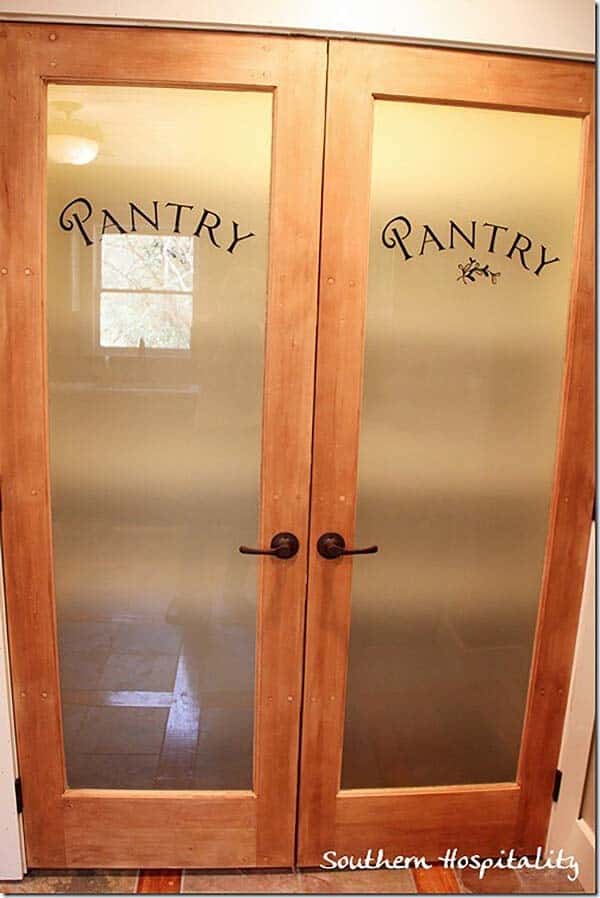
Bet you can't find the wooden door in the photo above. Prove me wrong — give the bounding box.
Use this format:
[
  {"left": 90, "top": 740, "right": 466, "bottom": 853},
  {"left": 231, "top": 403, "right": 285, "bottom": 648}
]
[
  {"left": 0, "top": 24, "right": 325, "bottom": 868},
  {"left": 298, "top": 41, "right": 594, "bottom": 865}
]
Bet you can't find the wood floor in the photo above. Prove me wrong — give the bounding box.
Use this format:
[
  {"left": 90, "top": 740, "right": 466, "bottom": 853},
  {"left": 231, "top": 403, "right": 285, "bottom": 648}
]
[{"left": 0, "top": 864, "right": 584, "bottom": 893}]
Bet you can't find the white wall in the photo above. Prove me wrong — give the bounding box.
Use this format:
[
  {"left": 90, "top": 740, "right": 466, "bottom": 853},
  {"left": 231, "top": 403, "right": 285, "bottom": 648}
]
[
  {"left": 0, "top": 0, "right": 595, "bottom": 59},
  {"left": 0, "top": 539, "right": 24, "bottom": 880}
]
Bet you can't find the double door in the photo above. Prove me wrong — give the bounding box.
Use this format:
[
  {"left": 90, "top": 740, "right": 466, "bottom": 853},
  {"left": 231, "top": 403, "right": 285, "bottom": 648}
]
[{"left": 0, "top": 25, "right": 593, "bottom": 868}]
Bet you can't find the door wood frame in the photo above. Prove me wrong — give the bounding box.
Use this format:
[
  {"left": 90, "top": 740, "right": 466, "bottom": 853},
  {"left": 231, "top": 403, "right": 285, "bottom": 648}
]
[
  {"left": 0, "top": 22, "right": 326, "bottom": 868},
  {"left": 298, "top": 40, "right": 594, "bottom": 865},
  {"left": 546, "top": 525, "right": 595, "bottom": 892}
]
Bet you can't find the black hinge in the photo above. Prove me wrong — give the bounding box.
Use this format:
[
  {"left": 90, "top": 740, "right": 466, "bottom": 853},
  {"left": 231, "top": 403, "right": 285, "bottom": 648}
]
[
  {"left": 552, "top": 768, "right": 563, "bottom": 802},
  {"left": 14, "top": 777, "right": 23, "bottom": 814}
]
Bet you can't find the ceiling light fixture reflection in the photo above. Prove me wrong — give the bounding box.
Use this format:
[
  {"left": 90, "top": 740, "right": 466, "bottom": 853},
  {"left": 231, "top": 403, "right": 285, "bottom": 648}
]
[{"left": 48, "top": 101, "right": 102, "bottom": 165}]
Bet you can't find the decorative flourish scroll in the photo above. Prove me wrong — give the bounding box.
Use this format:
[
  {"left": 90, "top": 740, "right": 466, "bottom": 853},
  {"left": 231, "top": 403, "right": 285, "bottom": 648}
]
[{"left": 457, "top": 257, "right": 501, "bottom": 285}]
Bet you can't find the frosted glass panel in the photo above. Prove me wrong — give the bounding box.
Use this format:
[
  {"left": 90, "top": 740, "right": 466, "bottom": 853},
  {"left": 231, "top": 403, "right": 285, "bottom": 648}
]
[
  {"left": 341, "top": 101, "right": 582, "bottom": 789},
  {"left": 47, "top": 85, "right": 272, "bottom": 789}
]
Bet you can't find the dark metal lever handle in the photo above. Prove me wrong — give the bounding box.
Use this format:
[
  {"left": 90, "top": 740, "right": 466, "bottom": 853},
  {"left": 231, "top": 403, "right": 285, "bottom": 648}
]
[
  {"left": 317, "top": 532, "right": 378, "bottom": 559},
  {"left": 239, "top": 531, "right": 299, "bottom": 559}
]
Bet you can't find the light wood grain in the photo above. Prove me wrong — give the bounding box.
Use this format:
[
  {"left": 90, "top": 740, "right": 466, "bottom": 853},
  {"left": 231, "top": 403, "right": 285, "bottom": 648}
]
[
  {"left": 298, "top": 39, "right": 594, "bottom": 866},
  {"left": 333, "top": 785, "right": 519, "bottom": 862},
  {"left": 137, "top": 870, "right": 182, "bottom": 893},
  {"left": 297, "top": 43, "right": 373, "bottom": 865},
  {"left": 329, "top": 40, "right": 593, "bottom": 115},
  {"left": 1, "top": 24, "right": 67, "bottom": 867},
  {"left": 515, "top": 109, "right": 595, "bottom": 853},
  {"left": 254, "top": 39, "right": 326, "bottom": 866},
  {"left": 63, "top": 791, "right": 256, "bottom": 868},
  {"left": 414, "top": 866, "right": 460, "bottom": 894},
  {"left": 1, "top": 23, "right": 326, "bottom": 868}
]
